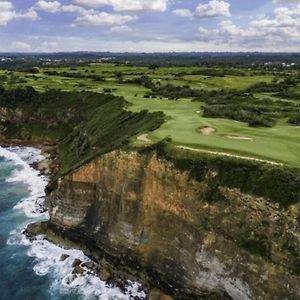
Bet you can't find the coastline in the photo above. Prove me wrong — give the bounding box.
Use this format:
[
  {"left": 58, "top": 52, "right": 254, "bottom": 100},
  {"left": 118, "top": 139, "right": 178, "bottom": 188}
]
[
  {"left": 2, "top": 138, "right": 300, "bottom": 299},
  {"left": 0, "top": 140, "right": 170, "bottom": 300},
  {"left": 0, "top": 139, "right": 58, "bottom": 177}
]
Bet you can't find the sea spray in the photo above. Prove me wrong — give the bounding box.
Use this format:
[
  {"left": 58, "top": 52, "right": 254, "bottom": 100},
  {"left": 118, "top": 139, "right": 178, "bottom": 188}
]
[{"left": 1, "top": 146, "right": 146, "bottom": 299}]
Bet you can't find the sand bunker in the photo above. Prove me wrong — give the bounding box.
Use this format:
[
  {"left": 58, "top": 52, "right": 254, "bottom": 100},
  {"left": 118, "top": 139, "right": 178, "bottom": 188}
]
[
  {"left": 226, "top": 135, "right": 254, "bottom": 141},
  {"left": 198, "top": 127, "right": 215, "bottom": 135},
  {"left": 137, "top": 134, "right": 151, "bottom": 143}
]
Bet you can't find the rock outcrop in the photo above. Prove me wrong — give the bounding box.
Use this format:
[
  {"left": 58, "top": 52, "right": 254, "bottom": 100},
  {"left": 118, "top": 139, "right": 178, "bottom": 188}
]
[{"left": 47, "top": 150, "right": 300, "bottom": 299}]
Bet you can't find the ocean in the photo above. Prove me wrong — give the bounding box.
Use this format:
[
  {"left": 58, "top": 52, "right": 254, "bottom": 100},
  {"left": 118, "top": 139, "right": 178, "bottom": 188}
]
[{"left": 0, "top": 146, "right": 145, "bottom": 300}]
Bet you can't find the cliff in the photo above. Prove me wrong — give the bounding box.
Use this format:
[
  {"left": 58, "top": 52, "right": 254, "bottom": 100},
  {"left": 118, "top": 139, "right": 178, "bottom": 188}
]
[
  {"left": 46, "top": 150, "right": 300, "bottom": 299},
  {"left": 0, "top": 87, "right": 164, "bottom": 176},
  {"left": 2, "top": 87, "right": 300, "bottom": 299}
]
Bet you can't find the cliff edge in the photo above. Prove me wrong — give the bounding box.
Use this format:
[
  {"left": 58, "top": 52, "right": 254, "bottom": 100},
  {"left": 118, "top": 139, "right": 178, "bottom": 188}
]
[{"left": 46, "top": 150, "right": 300, "bottom": 299}]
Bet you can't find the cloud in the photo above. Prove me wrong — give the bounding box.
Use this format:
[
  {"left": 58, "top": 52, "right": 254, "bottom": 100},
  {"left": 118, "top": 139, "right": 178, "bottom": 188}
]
[
  {"left": 273, "top": 0, "right": 300, "bottom": 4},
  {"left": 60, "top": 4, "right": 88, "bottom": 14},
  {"left": 173, "top": 1, "right": 230, "bottom": 19},
  {"left": 0, "top": 1, "right": 38, "bottom": 26},
  {"left": 72, "top": 0, "right": 168, "bottom": 12},
  {"left": 0, "top": 1, "right": 13, "bottom": 11},
  {"left": 10, "top": 41, "right": 32, "bottom": 52},
  {"left": 197, "top": 5, "right": 300, "bottom": 50},
  {"left": 73, "top": 11, "right": 136, "bottom": 26},
  {"left": 35, "top": 2, "right": 89, "bottom": 14},
  {"left": 38, "top": 41, "right": 59, "bottom": 51},
  {"left": 172, "top": 9, "right": 193, "bottom": 18},
  {"left": 33, "top": 1, "right": 137, "bottom": 28},
  {"left": 109, "top": 25, "right": 133, "bottom": 32},
  {"left": 195, "top": 0, "right": 231, "bottom": 18},
  {"left": 35, "top": 1, "right": 61, "bottom": 13}
]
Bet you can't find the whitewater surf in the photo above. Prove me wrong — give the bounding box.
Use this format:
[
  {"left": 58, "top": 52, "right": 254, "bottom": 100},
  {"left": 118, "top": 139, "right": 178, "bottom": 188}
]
[{"left": 0, "top": 146, "right": 145, "bottom": 300}]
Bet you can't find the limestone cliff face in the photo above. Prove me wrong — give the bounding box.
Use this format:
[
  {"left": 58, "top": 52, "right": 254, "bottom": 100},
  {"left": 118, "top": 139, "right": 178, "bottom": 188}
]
[{"left": 48, "top": 150, "right": 300, "bottom": 299}]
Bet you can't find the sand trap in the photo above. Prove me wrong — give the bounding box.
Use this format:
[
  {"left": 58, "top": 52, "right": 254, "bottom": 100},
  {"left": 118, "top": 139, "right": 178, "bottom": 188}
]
[
  {"left": 198, "top": 127, "right": 215, "bottom": 135},
  {"left": 137, "top": 134, "right": 151, "bottom": 143},
  {"left": 226, "top": 135, "right": 254, "bottom": 141}
]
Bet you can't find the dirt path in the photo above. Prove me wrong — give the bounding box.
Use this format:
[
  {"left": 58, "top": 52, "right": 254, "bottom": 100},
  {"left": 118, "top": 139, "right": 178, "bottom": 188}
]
[{"left": 176, "top": 146, "right": 284, "bottom": 166}]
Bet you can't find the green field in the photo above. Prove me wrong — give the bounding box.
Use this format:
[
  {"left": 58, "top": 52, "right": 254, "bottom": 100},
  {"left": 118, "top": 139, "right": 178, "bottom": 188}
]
[{"left": 1, "top": 63, "right": 300, "bottom": 167}]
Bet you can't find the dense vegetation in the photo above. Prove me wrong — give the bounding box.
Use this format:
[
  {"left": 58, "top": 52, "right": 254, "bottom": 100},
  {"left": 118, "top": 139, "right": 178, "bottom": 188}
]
[
  {"left": 44, "top": 70, "right": 105, "bottom": 81},
  {"left": 195, "top": 89, "right": 299, "bottom": 127},
  {"left": 1, "top": 60, "right": 300, "bottom": 168},
  {"left": 127, "top": 77, "right": 300, "bottom": 127},
  {"left": 2, "top": 52, "right": 300, "bottom": 69},
  {"left": 0, "top": 87, "right": 164, "bottom": 175},
  {"left": 147, "top": 140, "right": 300, "bottom": 207},
  {"left": 1, "top": 56, "right": 299, "bottom": 273}
]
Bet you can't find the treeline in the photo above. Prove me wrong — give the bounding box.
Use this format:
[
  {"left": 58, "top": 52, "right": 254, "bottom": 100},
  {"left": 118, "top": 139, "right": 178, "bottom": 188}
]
[
  {"left": 2, "top": 52, "right": 300, "bottom": 68},
  {"left": 194, "top": 89, "right": 287, "bottom": 127},
  {"left": 0, "top": 86, "right": 37, "bottom": 108},
  {"left": 183, "top": 68, "right": 246, "bottom": 77},
  {"left": 44, "top": 70, "right": 105, "bottom": 81},
  {"left": 276, "top": 89, "right": 300, "bottom": 101},
  {"left": 123, "top": 74, "right": 300, "bottom": 127},
  {"left": 246, "top": 77, "right": 300, "bottom": 104},
  {"left": 289, "top": 113, "right": 300, "bottom": 125},
  {"left": 247, "top": 78, "right": 299, "bottom": 93}
]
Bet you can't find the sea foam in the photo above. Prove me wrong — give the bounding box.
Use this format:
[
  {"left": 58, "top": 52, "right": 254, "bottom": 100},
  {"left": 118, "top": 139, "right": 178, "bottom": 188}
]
[{"left": 1, "top": 146, "right": 146, "bottom": 299}]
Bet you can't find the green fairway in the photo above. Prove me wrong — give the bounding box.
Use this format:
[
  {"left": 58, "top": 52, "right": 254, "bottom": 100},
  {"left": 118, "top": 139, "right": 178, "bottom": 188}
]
[
  {"left": 1, "top": 64, "right": 300, "bottom": 167},
  {"left": 127, "top": 96, "right": 300, "bottom": 167}
]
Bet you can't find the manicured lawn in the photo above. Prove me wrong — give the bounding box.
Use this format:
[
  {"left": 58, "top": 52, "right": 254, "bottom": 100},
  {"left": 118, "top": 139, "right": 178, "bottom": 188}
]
[
  {"left": 127, "top": 96, "right": 300, "bottom": 167},
  {"left": 2, "top": 64, "right": 300, "bottom": 167}
]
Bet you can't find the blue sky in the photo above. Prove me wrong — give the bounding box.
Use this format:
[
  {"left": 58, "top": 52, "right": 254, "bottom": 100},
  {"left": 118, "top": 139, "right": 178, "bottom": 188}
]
[{"left": 0, "top": 0, "right": 299, "bottom": 52}]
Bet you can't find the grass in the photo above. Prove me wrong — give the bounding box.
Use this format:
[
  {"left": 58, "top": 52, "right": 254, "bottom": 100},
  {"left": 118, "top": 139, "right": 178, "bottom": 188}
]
[
  {"left": 1, "top": 64, "right": 300, "bottom": 168},
  {"left": 128, "top": 97, "right": 300, "bottom": 167}
]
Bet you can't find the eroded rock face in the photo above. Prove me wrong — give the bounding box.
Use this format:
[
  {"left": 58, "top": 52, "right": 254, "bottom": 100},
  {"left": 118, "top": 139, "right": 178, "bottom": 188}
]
[{"left": 47, "top": 150, "right": 300, "bottom": 299}]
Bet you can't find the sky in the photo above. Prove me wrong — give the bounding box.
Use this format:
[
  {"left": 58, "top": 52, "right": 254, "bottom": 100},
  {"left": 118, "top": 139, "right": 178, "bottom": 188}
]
[{"left": 0, "top": 0, "right": 300, "bottom": 52}]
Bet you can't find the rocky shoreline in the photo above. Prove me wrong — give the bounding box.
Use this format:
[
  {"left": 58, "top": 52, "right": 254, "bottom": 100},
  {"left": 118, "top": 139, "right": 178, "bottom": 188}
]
[
  {"left": 25, "top": 221, "right": 155, "bottom": 299},
  {"left": 0, "top": 139, "right": 58, "bottom": 175},
  {"left": 1, "top": 140, "right": 172, "bottom": 300},
  {"left": 3, "top": 141, "right": 300, "bottom": 300}
]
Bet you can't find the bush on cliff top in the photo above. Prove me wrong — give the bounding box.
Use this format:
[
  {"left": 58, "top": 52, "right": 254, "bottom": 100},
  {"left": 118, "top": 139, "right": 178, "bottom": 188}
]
[
  {"left": 145, "top": 140, "right": 300, "bottom": 207},
  {"left": 0, "top": 87, "right": 165, "bottom": 175}
]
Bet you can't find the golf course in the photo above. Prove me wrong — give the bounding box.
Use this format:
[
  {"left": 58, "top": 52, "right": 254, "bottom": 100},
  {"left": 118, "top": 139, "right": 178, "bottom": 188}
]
[{"left": 1, "top": 63, "right": 300, "bottom": 167}]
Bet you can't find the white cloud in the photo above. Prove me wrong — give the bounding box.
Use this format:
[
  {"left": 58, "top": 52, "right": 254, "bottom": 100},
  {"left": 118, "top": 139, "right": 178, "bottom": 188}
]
[
  {"left": 0, "top": 1, "right": 13, "bottom": 11},
  {"left": 197, "top": 5, "right": 300, "bottom": 50},
  {"left": 10, "top": 41, "right": 32, "bottom": 51},
  {"left": 173, "top": 1, "right": 230, "bottom": 19},
  {"left": 172, "top": 9, "right": 193, "bottom": 17},
  {"left": 60, "top": 4, "right": 88, "bottom": 14},
  {"left": 273, "top": 0, "right": 300, "bottom": 4},
  {"left": 72, "top": 0, "right": 168, "bottom": 12},
  {"left": 21, "top": 9, "right": 38, "bottom": 21},
  {"left": 109, "top": 25, "right": 133, "bottom": 32},
  {"left": 195, "top": 0, "right": 231, "bottom": 18},
  {"left": 38, "top": 41, "right": 59, "bottom": 51},
  {"left": 35, "top": 2, "right": 89, "bottom": 14},
  {"left": 0, "top": 1, "right": 38, "bottom": 26},
  {"left": 33, "top": 1, "right": 137, "bottom": 28},
  {"left": 73, "top": 11, "right": 136, "bottom": 26},
  {"left": 35, "top": 0, "right": 61, "bottom": 13}
]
